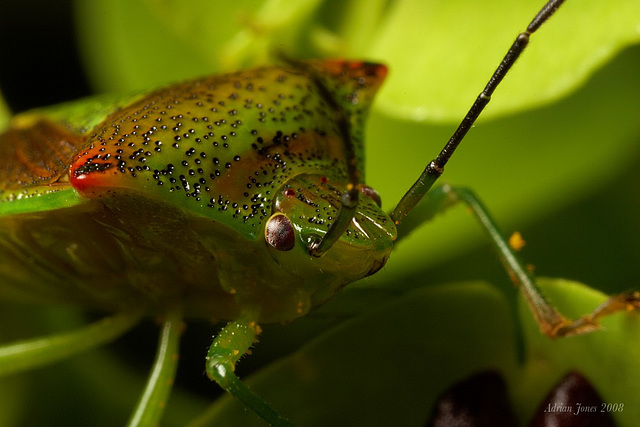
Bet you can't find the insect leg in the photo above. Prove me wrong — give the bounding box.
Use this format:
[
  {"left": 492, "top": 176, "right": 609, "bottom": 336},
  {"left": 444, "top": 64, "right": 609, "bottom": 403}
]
[
  {"left": 0, "top": 309, "right": 142, "bottom": 377},
  {"left": 396, "top": 184, "right": 639, "bottom": 338},
  {"left": 205, "top": 319, "right": 292, "bottom": 426},
  {"left": 127, "top": 305, "right": 182, "bottom": 427}
]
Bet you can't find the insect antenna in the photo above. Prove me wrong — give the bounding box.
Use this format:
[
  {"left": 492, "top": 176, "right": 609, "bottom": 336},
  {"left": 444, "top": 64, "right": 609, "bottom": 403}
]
[
  {"left": 391, "top": 0, "right": 566, "bottom": 226},
  {"left": 308, "top": 74, "right": 361, "bottom": 257},
  {"left": 281, "top": 58, "right": 362, "bottom": 257}
]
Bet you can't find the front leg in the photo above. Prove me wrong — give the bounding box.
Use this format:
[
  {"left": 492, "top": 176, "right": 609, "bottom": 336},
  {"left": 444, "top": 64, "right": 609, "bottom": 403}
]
[{"left": 206, "top": 317, "right": 293, "bottom": 426}]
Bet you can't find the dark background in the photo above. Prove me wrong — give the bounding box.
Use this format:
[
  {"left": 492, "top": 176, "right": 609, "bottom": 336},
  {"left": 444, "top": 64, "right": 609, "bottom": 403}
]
[{"left": 0, "top": 0, "right": 91, "bottom": 113}]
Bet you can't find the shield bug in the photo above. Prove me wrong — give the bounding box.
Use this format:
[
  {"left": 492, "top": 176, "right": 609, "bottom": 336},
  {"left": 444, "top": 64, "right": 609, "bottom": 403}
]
[{"left": 1, "top": 0, "right": 640, "bottom": 426}]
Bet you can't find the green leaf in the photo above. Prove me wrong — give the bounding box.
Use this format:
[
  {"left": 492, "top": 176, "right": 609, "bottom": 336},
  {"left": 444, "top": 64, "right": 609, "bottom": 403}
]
[
  {"left": 74, "top": 0, "right": 325, "bottom": 91},
  {"left": 365, "top": 0, "right": 640, "bottom": 121},
  {"left": 76, "top": 0, "right": 640, "bottom": 119},
  {"left": 194, "top": 279, "right": 640, "bottom": 426},
  {"left": 195, "top": 281, "right": 519, "bottom": 426},
  {"left": 514, "top": 279, "right": 640, "bottom": 424},
  {"left": 368, "top": 45, "right": 640, "bottom": 285}
]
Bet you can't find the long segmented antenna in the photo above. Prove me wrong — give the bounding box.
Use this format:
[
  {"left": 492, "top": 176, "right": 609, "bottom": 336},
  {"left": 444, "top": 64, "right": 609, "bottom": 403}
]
[
  {"left": 391, "top": 0, "right": 566, "bottom": 225},
  {"left": 304, "top": 0, "right": 566, "bottom": 256},
  {"left": 303, "top": 65, "right": 362, "bottom": 258},
  {"left": 275, "top": 56, "right": 362, "bottom": 258}
]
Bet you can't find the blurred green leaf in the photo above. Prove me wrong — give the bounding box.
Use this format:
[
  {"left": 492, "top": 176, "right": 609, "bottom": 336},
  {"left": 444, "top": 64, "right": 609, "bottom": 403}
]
[
  {"left": 77, "top": 0, "right": 640, "bottom": 120},
  {"left": 195, "top": 280, "right": 640, "bottom": 426},
  {"left": 75, "top": 0, "right": 325, "bottom": 90},
  {"left": 366, "top": 0, "right": 640, "bottom": 121},
  {"left": 514, "top": 280, "right": 640, "bottom": 424},
  {"left": 369, "top": 45, "right": 640, "bottom": 285}
]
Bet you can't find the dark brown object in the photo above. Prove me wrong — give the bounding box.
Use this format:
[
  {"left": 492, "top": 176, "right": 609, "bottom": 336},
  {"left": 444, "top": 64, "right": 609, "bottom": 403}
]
[
  {"left": 427, "top": 371, "right": 517, "bottom": 427},
  {"left": 529, "top": 371, "right": 616, "bottom": 427}
]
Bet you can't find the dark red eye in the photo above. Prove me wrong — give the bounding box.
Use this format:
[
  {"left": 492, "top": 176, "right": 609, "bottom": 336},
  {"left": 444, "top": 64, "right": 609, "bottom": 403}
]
[
  {"left": 283, "top": 188, "right": 296, "bottom": 197},
  {"left": 265, "top": 213, "right": 295, "bottom": 251},
  {"left": 359, "top": 184, "right": 382, "bottom": 207}
]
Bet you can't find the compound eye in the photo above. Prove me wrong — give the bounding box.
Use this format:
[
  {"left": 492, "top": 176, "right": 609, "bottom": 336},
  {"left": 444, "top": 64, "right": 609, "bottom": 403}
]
[{"left": 265, "top": 213, "right": 296, "bottom": 251}]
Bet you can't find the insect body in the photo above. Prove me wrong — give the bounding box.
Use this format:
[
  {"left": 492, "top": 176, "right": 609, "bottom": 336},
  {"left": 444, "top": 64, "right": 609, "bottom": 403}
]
[
  {"left": 0, "top": 60, "right": 393, "bottom": 324},
  {"left": 1, "top": 0, "right": 639, "bottom": 425}
]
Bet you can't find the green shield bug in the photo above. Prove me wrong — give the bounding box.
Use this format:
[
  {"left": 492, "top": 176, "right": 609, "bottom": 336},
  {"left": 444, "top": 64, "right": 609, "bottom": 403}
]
[{"left": 1, "top": 0, "right": 640, "bottom": 425}]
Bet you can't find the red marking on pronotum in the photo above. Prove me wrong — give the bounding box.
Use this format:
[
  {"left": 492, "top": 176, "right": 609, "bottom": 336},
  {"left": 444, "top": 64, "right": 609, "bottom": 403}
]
[{"left": 69, "top": 157, "right": 115, "bottom": 195}]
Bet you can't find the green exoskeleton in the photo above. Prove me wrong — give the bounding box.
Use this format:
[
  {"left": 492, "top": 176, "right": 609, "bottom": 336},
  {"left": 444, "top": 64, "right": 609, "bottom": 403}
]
[{"left": 1, "top": 0, "right": 639, "bottom": 425}]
